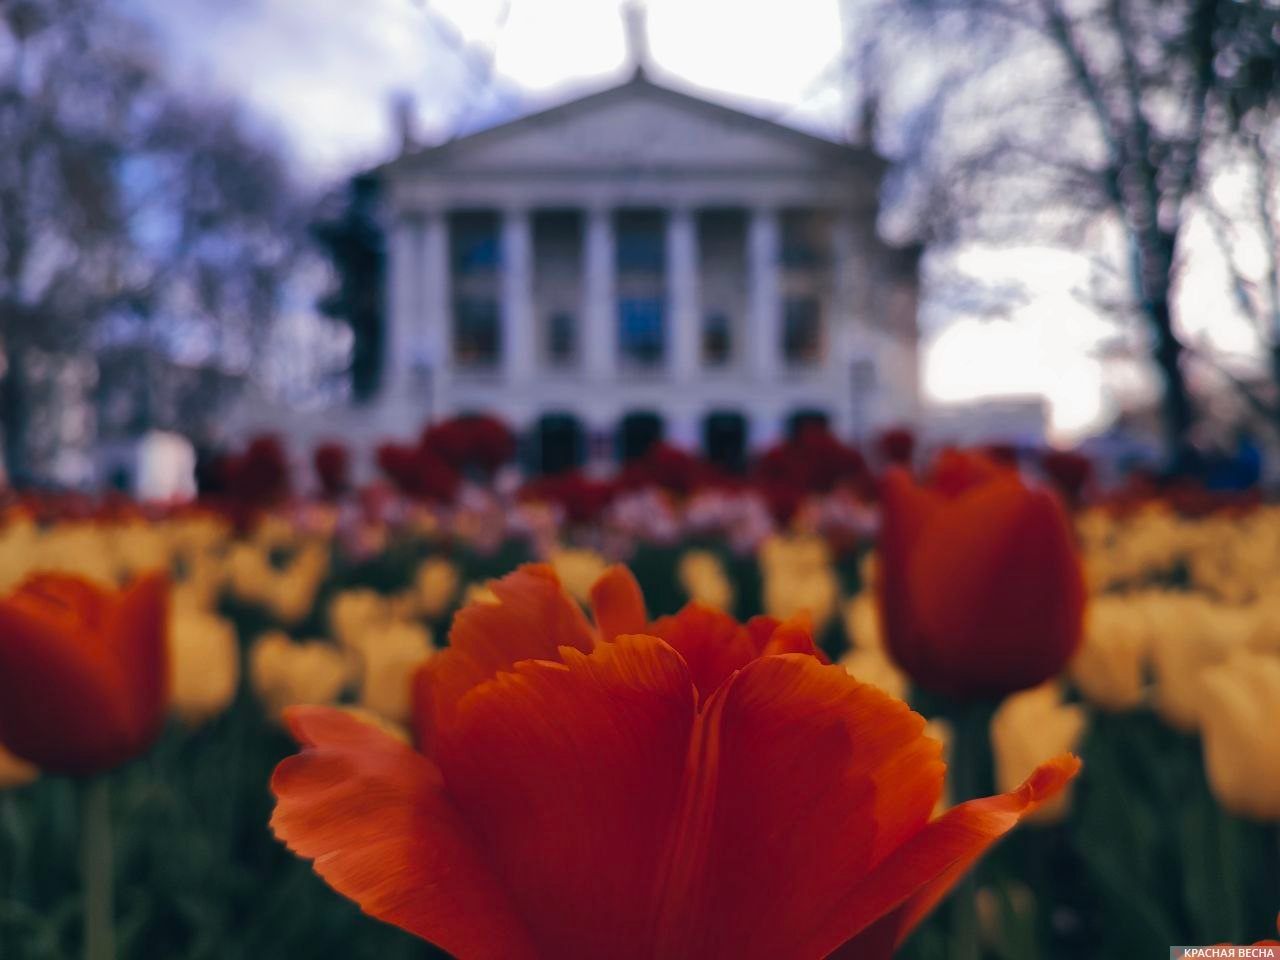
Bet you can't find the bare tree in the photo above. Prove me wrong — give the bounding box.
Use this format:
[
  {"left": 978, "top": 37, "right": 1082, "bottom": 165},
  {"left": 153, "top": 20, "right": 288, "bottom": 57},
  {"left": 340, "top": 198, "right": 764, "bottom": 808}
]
[
  {"left": 0, "top": 0, "right": 303, "bottom": 484},
  {"left": 864, "top": 0, "right": 1280, "bottom": 461}
]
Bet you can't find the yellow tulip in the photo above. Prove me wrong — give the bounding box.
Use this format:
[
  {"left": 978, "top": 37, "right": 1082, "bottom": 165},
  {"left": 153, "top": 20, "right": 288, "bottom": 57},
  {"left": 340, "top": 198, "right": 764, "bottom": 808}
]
[
  {"left": 169, "top": 608, "right": 240, "bottom": 725},
  {"left": 839, "top": 645, "right": 908, "bottom": 702},
  {"left": 991, "top": 684, "right": 1086, "bottom": 824},
  {"left": 250, "top": 631, "right": 350, "bottom": 720},
  {"left": 329, "top": 589, "right": 392, "bottom": 651},
  {"left": 267, "top": 543, "right": 330, "bottom": 625},
  {"left": 1146, "top": 593, "right": 1235, "bottom": 731},
  {"left": 677, "top": 550, "right": 734, "bottom": 612},
  {"left": 549, "top": 547, "right": 609, "bottom": 606},
  {"left": 841, "top": 594, "right": 882, "bottom": 651},
  {"left": 1199, "top": 651, "right": 1280, "bottom": 821},
  {"left": 759, "top": 535, "right": 839, "bottom": 635},
  {"left": 1070, "top": 596, "right": 1148, "bottom": 712},
  {"left": 357, "top": 621, "right": 434, "bottom": 724},
  {"left": 412, "top": 557, "right": 461, "bottom": 619}
]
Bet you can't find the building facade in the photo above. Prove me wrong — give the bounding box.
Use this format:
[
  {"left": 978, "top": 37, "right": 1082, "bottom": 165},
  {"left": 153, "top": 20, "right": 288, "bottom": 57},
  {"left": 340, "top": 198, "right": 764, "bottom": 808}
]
[
  {"left": 374, "top": 71, "right": 922, "bottom": 471},
  {"left": 227, "top": 70, "right": 922, "bottom": 476}
]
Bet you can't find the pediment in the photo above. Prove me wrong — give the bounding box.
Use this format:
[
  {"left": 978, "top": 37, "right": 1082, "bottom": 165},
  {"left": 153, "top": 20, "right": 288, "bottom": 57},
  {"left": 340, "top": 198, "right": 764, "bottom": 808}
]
[{"left": 396, "top": 77, "right": 875, "bottom": 176}]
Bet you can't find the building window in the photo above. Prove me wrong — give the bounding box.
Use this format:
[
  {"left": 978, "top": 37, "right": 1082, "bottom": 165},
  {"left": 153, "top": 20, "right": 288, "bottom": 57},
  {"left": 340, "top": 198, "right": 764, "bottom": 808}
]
[
  {"left": 787, "top": 409, "right": 829, "bottom": 440},
  {"left": 535, "top": 413, "right": 585, "bottom": 474},
  {"left": 547, "top": 311, "right": 577, "bottom": 367},
  {"left": 616, "top": 212, "right": 665, "bottom": 272},
  {"left": 704, "top": 411, "right": 748, "bottom": 473},
  {"left": 783, "top": 296, "right": 823, "bottom": 367},
  {"left": 619, "top": 297, "right": 665, "bottom": 368},
  {"left": 702, "top": 311, "right": 732, "bottom": 367},
  {"left": 780, "top": 211, "right": 825, "bottom": 269},
  {"left": 618, "top": 411, "right": 664, "bottom": 462},
  {"left": 453, "top": 297, "right": 501, "bottom": 369},
  {"left": 452, "top": 212, "right": 501, "bottom": 276}
]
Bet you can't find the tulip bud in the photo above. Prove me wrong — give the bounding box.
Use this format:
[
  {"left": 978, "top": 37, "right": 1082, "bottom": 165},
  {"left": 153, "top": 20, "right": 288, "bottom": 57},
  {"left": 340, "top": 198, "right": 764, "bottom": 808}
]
[
  {"left": 1198, "top": 651, "right": 1280, "bottom": 821},
  {"left": 991, "top": 684, "right": 1086, "bottom": 824},
  {"left": 878, "top": 457, "right": 1085, "bottom": 700}
]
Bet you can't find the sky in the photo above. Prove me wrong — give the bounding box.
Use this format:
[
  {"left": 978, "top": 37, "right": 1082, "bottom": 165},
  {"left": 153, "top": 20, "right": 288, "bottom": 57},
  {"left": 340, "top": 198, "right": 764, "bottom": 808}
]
[{"left": 125, "top": 0, "right": 1258, "bottom": 444}]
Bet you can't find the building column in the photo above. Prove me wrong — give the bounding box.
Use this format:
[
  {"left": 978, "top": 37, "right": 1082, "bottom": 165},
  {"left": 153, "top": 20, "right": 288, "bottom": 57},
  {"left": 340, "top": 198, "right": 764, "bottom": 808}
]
[
  {"left": 583, "top": 205, "right": 616, "bottom": 380},
  {"left": 383, "top": 215, "right": 422, "bottom": 398},
  {"left": 667, "top": 206, "right": 699, "bottom": 381},
  {"left": 748, "top": 206, "right": 782, "bottom": 378},
  {"left": 501, "top": 207, "right": 535, "bottom": 384},
  {"left": 420, "top": 210, "right": 451, "bottom": 420}
]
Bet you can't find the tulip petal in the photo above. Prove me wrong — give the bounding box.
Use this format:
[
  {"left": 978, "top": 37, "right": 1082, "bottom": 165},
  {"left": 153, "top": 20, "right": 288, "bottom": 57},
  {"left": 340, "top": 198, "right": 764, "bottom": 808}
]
[
  {"left": 876, "top": 469, "right": 941, "bottom": 683},
  {"left": 0, "top": 592, "right": 137, "bottom": 774},
  {"left": 824, "top": 754, "right": 1082, "bottom": 957},
  {"left": 270, "top": 706, "right": 537, "bottom": 960},
  {"left": 413, "top": 564, "right": 595, "bottom": 750},
  {"left": 438, "top": 634, "right": 696, "bottom": 960},
  {"left": 653, "top": 654, "right": 944, "bottom": 959},
  {"left": 650, "top": 603, "right": 760, "bottom": 702},
  {"left": 589, "top": 564, "right": 648, "bottom": 640},
  {"left": 112, "top": 572, "right": 170, "bottom": 748}
]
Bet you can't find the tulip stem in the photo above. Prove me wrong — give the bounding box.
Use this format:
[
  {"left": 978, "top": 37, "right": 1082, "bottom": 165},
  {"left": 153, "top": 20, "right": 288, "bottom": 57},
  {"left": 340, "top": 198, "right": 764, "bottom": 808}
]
[
  {"left": 949, "top": 700, "right": 997, "bottom": 960},
  {"left": 79, "top": 777, "right": 114, "bottom": 960}
]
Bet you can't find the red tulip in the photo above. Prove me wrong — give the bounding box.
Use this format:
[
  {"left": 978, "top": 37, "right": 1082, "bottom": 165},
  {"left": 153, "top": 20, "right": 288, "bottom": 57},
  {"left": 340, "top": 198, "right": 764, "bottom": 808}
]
[
  {"left": 313, "top": 442, "right": 351, "bottom": 498},
  {"left": 876, "top": 427, "right": 916, "bottom": 466},
  {"left": 518, "top": 471, "right": 616, "bottom": 524},
  {"left": 376, "top": 441, "right": 460, "bottom": 502},
  {"left": 0, "top": 573, "right": 169, "bottom": 776},
  {"left": 878, "top": 453, "right": 1086, "bottom": 700},
  {"left": 421, "top": 415, "right": 516, "bottom": 476},
  {"left": 616, "top": 442, "right": 717, "bottom": 496},
  {"left": 754, "top": 425, "right": 868, "bottom": 495},
  {"left": 272, "top": 564, "right": 1078, "bottom": 959}
]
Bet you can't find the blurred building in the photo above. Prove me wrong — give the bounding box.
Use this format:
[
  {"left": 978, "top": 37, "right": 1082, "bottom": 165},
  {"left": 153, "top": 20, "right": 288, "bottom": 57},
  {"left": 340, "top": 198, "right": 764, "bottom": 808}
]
[
  {"left": 375, "top": 68, "right": 920, "bottom": 471},
  {"left": 234, "top": 64, "right": 923, "bottom": 475}
]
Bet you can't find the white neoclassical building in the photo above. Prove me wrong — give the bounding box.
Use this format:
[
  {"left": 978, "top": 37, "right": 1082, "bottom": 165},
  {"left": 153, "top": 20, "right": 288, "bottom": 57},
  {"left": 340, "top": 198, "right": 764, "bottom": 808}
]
[
  {"left": 232, "top": 59, "right": 924, "bottom": 476},
  {"left": 373, "top": 66, "right": 922, "bottom": 471}
]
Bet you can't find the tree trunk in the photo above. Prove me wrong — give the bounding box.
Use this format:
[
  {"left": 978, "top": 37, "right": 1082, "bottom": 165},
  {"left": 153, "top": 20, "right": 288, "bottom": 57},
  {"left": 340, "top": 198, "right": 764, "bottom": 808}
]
[{"left": 1147, "top": 297, "right": 1197, "bottom": 472}]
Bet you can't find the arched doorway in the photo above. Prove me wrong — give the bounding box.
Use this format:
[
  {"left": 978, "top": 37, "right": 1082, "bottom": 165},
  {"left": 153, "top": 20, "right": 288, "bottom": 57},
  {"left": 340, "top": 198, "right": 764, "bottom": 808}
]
[
  {"left": 703, "top": 411, "right": 748, "bottom": 473},
  {"left": 617, "top": 411, "right": 664, "bottom": 463},
  {"left": 787, "top": 408, "right": 830, "bottom": 440},
  {"left": 534, "top": 413, "right": 585, "bottom": 475}
]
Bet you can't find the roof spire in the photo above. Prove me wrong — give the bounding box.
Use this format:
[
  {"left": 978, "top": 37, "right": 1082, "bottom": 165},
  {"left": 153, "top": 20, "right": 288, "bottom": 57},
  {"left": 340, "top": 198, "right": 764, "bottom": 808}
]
[{"left": 623, "top": 1, "right": 649, "bottom": 80}]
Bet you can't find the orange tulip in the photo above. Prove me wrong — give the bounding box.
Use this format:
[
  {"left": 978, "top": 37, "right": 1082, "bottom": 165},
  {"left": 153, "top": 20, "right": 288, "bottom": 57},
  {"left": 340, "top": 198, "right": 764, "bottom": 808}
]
[
  {"left": 878, "top": 452, "right": 1086, "bottom": 700},
  {"left": 0, "top": 573, "right": 169, "bottom": 776},
  {"left": 271, "top": 564, "right": 1078, "bottom": 960}
]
